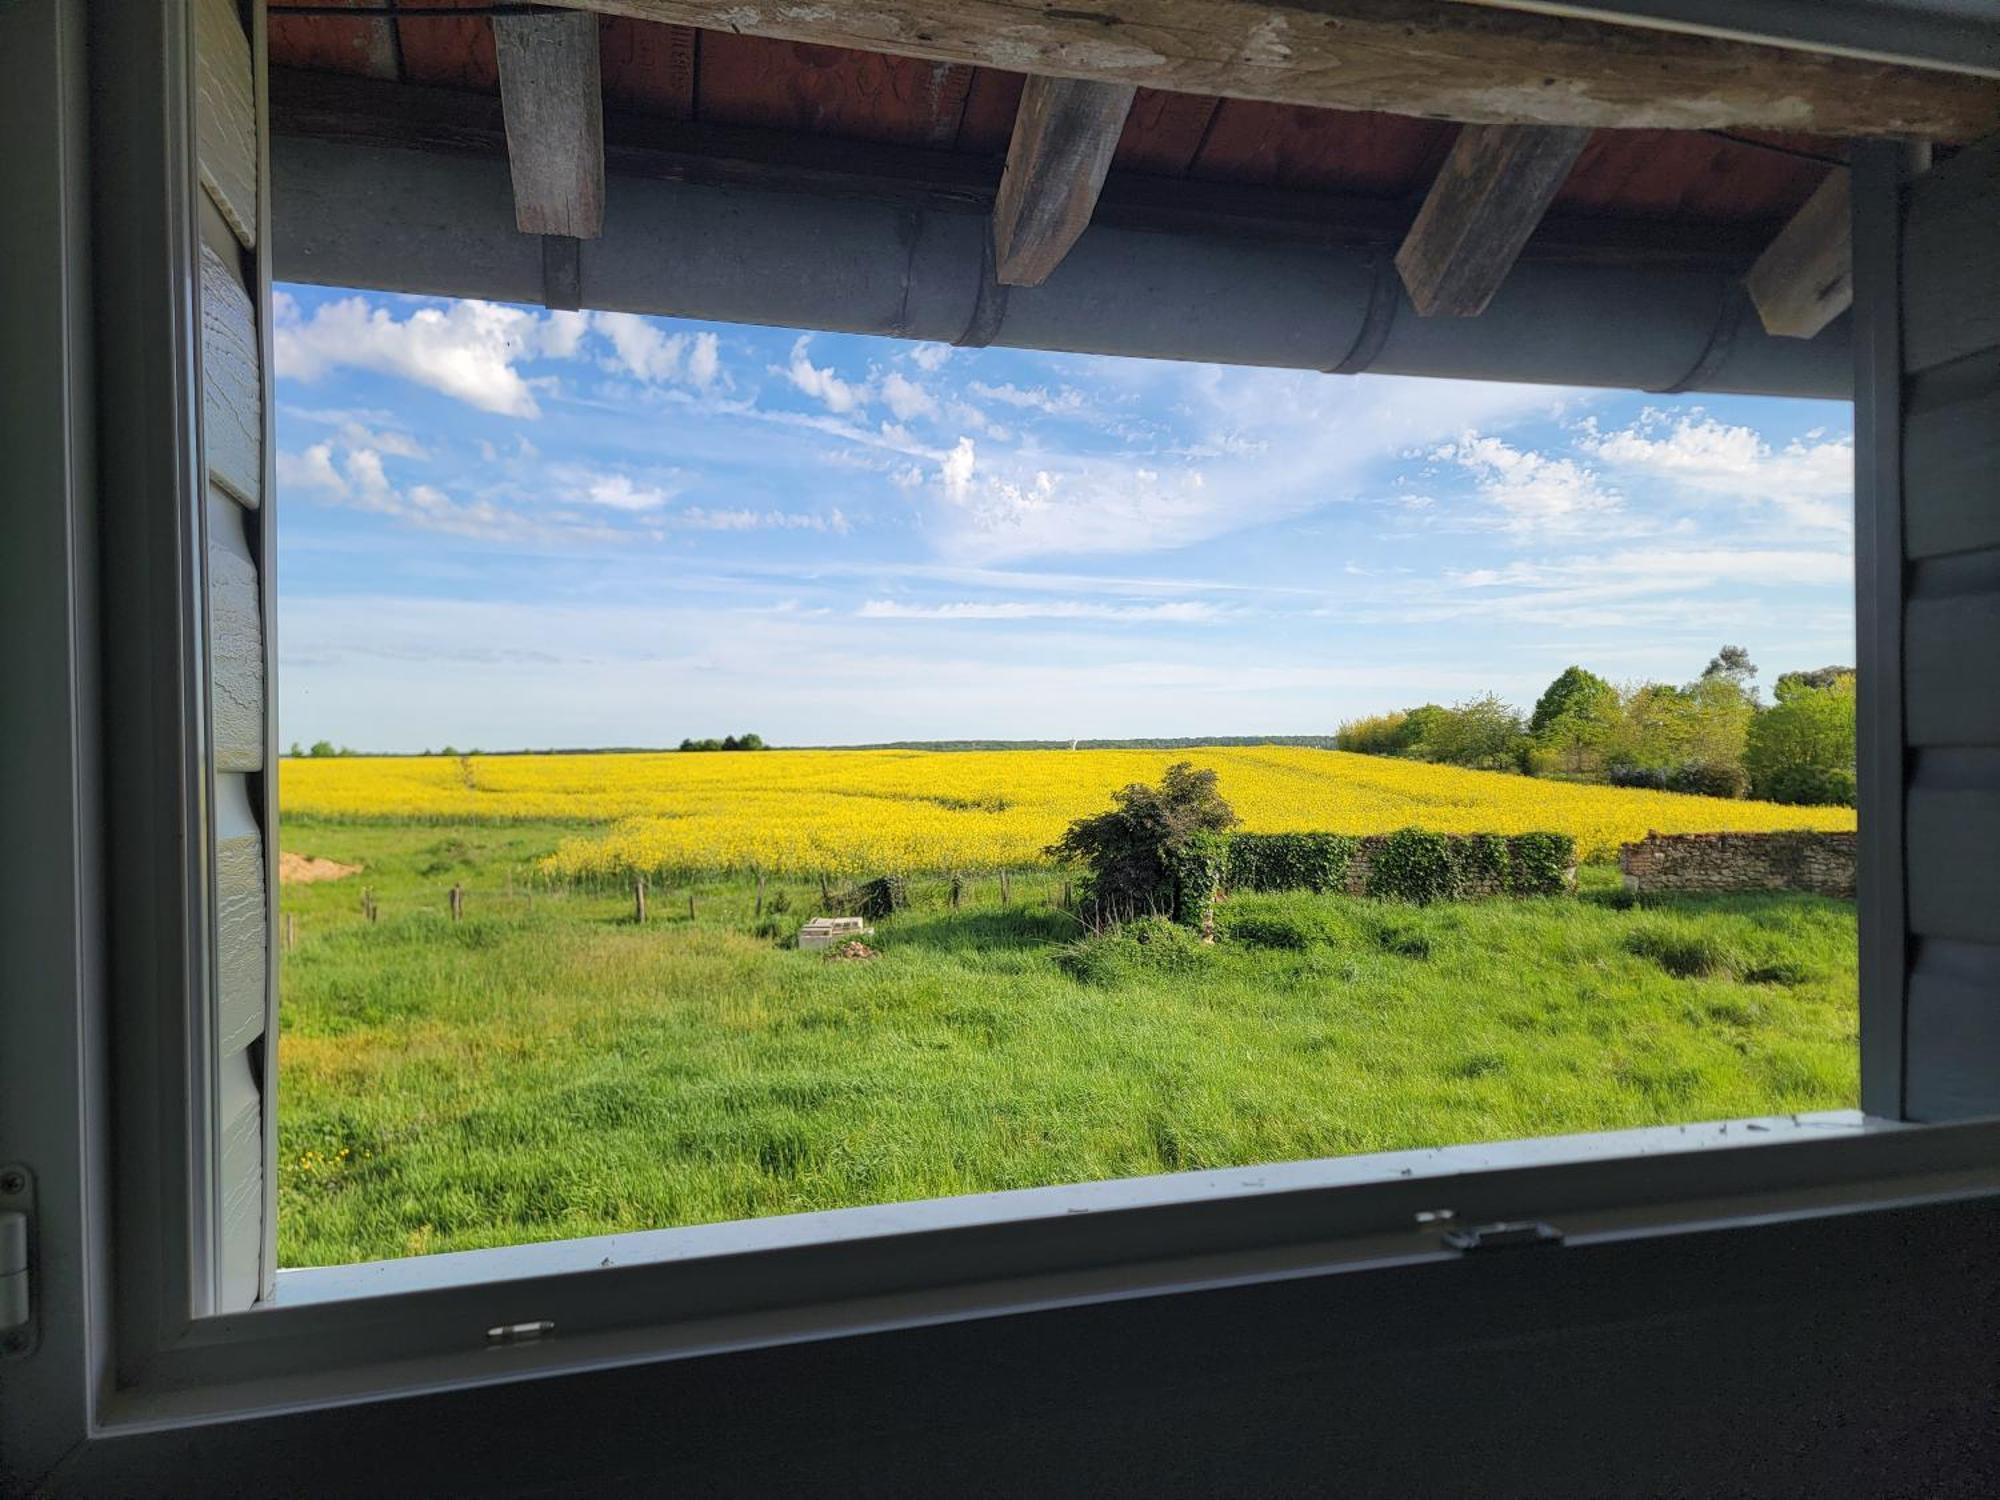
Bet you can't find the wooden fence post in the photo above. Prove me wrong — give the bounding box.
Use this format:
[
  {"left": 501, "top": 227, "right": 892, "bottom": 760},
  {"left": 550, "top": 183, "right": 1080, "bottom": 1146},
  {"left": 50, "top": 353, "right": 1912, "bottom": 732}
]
[
  {"left": 687, "top": 892, "right": 697, "bottom": 922},
  {"left": 284, "top": 912, "right": 297, "bottom": 950},
  {"left": 755, "top": 871, "right": 765, "bottom": 918},
  {"left": 634, "top": 875, "right": 647, "bottom": 924},
  {"left": 819, "top": 872, "right": 831, "bottom": 908},
  {"left": 362, "top": 888, "right": 377, "bottom": 923},
  {"left": 999, "top": 870, "right": 1011, "bottom": 904},
  {"left": 949, "top": 873, "right": 963, "bottom": 909},
  {"left": 450, "top": 884, "right": 463, "bottom": 922}
]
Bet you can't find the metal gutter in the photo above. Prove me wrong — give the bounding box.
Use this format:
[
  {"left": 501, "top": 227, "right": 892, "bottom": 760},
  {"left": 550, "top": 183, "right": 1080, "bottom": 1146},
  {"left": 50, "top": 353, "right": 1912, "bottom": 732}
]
[{"left": 272, "top": 135, "right": 1852, "bottom": 399}]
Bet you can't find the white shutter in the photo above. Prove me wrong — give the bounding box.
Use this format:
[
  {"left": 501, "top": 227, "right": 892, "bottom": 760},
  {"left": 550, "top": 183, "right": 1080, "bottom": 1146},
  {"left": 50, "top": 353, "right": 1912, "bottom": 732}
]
[{"left": 194, "top": 0, "right": 277, "bottom": 1306}]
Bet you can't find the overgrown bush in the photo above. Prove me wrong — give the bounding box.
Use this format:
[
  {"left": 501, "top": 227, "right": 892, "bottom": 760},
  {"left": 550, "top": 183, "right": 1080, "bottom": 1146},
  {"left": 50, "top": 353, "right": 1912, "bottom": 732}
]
[
  {"left": 850, "top": 875, "right": 908, "bottom": 921},
  {"left": 1667, "top": 759, "right": 1749, "bottom": 799},
  {"left": 1607, "top": 764, "right": 1671, "bottom": 791},
  {"left": 1168, "top": 829, "right": 1232, "bottom": 933},
  {"left": 1227, "top": 832, "right": 1357, "bottom": 893},
  {"left": 1758, "top": 764, "right": 1857, "bottom": 808},
  {"left": 1047, "top": 762, "right": 1238, "bottom": 928}
]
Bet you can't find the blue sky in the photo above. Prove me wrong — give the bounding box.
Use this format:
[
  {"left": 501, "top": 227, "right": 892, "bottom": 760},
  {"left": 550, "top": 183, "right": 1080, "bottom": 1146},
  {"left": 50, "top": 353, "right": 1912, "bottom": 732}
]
[{"left": 273, "top": 284, "right": 1855, "bottom": 750}]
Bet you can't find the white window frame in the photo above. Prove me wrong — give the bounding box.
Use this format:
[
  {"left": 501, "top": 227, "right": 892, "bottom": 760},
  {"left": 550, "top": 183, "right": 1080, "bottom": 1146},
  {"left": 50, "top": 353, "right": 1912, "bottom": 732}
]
[{"left": 8, "top": 0, "right": 2000, "bottom": 1481}]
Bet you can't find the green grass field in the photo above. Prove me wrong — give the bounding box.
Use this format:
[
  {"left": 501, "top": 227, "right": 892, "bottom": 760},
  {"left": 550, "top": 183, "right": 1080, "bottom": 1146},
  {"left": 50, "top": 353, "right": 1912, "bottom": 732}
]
[{"left": 276, "top": 816, "right": 1858, "bottom": 1267}]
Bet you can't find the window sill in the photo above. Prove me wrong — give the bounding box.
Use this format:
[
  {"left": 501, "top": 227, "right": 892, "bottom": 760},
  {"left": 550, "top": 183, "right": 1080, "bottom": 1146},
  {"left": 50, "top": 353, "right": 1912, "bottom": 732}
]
[
  {"left": 273, "top": 1109, "right": 1880, "bottom": 1307},
  {"left": 103, "top": 1108, "right": 2000, "bottom": 1431}
]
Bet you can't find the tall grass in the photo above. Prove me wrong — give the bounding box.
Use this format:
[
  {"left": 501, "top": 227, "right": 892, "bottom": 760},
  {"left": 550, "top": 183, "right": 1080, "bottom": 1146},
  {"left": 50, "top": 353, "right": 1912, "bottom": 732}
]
[{"left": 276, "top": 817, "right": 1857, "bottom": 1267}]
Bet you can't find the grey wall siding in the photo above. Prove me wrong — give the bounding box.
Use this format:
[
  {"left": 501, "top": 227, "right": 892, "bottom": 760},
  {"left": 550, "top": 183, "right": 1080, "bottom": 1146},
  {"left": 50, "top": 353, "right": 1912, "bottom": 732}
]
[
  {"left": 196, "top": 0, "right": 275, "bottom": 1306},
  {"left": 1895, "top": 135, "right": 2000, "bottom": 1120}
]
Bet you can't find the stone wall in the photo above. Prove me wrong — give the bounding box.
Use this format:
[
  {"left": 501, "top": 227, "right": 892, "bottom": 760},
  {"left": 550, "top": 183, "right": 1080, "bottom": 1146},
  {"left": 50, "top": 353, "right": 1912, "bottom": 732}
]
[{"left": 1618, "top": 832, "right": 1856, "bottom": 898}]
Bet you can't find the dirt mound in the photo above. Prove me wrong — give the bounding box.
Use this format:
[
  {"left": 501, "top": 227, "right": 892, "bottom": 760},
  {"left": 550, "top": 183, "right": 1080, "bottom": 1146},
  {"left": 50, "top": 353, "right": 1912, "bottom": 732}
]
[
  {"left": 823, "top": 940, "right": 879, "bottom": 963},
  {"left": 280, "top": 851, "right": 361, "bottom": 885}
]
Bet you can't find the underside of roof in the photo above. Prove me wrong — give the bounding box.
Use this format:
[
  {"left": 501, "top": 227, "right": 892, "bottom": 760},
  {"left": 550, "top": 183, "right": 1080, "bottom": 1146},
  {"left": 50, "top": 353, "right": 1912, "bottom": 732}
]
[{"left": 263, "top": 2, "right": 1997, "bottom": 396}]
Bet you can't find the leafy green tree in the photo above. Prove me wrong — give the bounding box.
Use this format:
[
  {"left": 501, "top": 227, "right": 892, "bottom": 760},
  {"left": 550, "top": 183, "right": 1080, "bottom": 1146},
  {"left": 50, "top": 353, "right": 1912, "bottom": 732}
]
[
  {"left": 1401, "top": 704, "right": 1449, "bottom": 750},
  {"left": 287, "top": 742, "right": 303, "bottom": 759},
  {"left": 308, "top": 739, "right": 337, "bottom": 758},
  {"left": 1424, "top": 694, "right": 1529, "bottom": 771},
  {"left": 1774, "top": 665, "right": 1854, "bottom": 702},
  {"left": 1746, "top": 672, "right": 1855, "bottom": 803},
  {"left": 1529, "top": 666, "right": 1615, "bottom": 738},
  {"left": 1047, "top": 762, "right": 1238, "bottom": 923},
  {"left": 1702, "top": 644, "right": 1759, "bottom": 701},
  {"left": 1335, "top": 711, "right": 1422, "bottom": 756},
  {"left": 1529, "top": 666, "right": 1618, "bottom": 773},
  {"left": 1682, "top": 673, "right": 1756, "bottom": 767}
]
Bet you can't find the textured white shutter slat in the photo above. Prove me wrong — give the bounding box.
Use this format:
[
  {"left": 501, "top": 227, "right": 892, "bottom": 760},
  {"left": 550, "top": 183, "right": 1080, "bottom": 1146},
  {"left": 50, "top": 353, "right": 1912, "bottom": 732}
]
[
  {"left": 194, "top": 0, "right": 257, "bottom": 248},
  {"left": 199, "top": 241, "right": 262, "bottom": 508},
  {"left": 209, "top": 487, "right": 264, "bottom": 773}
]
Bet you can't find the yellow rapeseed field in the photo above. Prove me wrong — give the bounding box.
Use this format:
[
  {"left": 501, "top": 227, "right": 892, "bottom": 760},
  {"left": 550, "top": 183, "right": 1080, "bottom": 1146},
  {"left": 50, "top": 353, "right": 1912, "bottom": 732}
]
[{"left": 280, "top": 747, "right": 1856, "bottom": 878}]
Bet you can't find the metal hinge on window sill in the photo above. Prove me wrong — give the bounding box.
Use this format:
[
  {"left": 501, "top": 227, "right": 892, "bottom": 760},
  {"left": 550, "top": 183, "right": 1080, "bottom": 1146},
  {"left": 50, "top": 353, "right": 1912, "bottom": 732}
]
[
  {"left": 1443, "top": 1219, "right": 1565, "bottom": 1253},
  {"left": 1, "top": 1164, "right": 32, "bottom": 1359}
]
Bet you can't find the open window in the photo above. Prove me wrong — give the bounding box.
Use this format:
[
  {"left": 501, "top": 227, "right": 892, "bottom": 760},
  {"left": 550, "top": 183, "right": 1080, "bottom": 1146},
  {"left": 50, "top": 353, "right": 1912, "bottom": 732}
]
[{"left": 6, "top": 0, "right": 2000, "bottom": 1483}]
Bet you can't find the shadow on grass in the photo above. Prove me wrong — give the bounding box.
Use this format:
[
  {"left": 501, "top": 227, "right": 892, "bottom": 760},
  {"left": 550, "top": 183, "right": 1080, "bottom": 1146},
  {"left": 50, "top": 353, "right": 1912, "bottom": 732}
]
[{"left": 883, "top": 905, "right": 1079, "bottom": 952}]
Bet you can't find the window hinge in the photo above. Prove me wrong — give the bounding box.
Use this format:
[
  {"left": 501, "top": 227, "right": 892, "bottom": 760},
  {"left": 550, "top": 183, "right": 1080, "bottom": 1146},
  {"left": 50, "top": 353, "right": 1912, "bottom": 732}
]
[
  {"left": 1442, "top": 1219, "right": 1565, "bottom": 1253},
  {"left": 1, "top": 1164, "right": 32, "bottom": 1359}
]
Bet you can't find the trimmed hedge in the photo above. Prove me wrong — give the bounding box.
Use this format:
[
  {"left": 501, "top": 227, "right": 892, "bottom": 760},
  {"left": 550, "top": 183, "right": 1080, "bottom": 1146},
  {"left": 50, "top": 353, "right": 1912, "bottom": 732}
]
[
  {"left": 1506, "top": 832, "right": 1575, "bottom": 897},
  {"left": 1223, "top": 828, "right": 1576, "bottom": 907},
  {"left": 1226, "top": 832, "right": 1358, "bottom": 893}
]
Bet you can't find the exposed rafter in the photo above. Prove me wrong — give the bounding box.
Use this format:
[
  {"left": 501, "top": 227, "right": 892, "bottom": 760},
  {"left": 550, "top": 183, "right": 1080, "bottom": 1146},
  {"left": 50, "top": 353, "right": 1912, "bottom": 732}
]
[
  {"left": 1396, "top": 124, "right": 1590, "bottom": 316},
  {"left": 1745, "top": 167, "right": 1853, "bottom": 338},
  {"left": 493, "top": 11, "right": 605, "bottom": 239},
  {"left": 270, "top": 66, "right": 1791, "bottom": 273},
  {"left": 992, "top": 77, "right": 1136, "bottom": 287},
  {"left": 542, "top": 0, "right": 2000, "bottom": 141}
]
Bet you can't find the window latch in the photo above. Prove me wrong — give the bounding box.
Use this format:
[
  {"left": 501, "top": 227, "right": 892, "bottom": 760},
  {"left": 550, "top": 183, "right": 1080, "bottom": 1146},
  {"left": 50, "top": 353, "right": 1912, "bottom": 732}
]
[
  {"left": 1, "top": 1164, "right": 31, "bottom": 1359},
  {"left": 1442, "top": 1219, "right": 1564, "bottom": 1253}
]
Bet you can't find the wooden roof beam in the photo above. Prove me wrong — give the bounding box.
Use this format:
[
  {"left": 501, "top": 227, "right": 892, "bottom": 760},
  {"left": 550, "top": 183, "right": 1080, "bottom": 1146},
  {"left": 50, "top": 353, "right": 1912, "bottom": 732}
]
[
  {"left": 1744, "top": 167, "right": 1852, "bottom": 339},
  {"left": 544, "top": 1, "right": 2000, "bottom": 142},
  {"left": 493, "top": 11, "right": 605, "bottom": 239},
  {"left": 1396, "top": 124, "right": 1589, "bottom": 317},
  {"left": 992, "top": 76, "right": 1137, "bottom": 287}
]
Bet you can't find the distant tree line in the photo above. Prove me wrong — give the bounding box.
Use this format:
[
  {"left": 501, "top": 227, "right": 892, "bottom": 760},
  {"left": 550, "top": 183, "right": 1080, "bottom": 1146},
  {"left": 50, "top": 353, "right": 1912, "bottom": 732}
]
[
  {"left": 1335, "top": 646, "right": 1856, "bottom": 806},
  {"left": 679, "top": 733, "right": 767, "bottom": 752}
]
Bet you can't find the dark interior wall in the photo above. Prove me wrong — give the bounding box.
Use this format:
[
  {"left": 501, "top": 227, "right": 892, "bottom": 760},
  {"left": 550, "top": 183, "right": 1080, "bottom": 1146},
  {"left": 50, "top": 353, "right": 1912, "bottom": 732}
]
[
  {"left": 1892, "top": 136, "right": 2000, "bottom": 1120},
  {"left": 57, "top": 1193, "right": 2000, "bottom": 1497}
]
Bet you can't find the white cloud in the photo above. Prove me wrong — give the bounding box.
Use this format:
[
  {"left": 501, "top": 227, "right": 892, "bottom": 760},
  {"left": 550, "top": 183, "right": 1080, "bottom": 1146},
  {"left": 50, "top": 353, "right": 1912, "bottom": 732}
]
[
  {"left": 277, "top": 439, "right": 624, "bottom": 544},
  {"left": 938, "top": 436, "right": 977, "bottom": 504},
  {"left": 577, "top": 473, "right": 672, "bottom": 513},
  {"left": 910, "top": 370, "right": 1572, "bottom": 563},
  {"left": 1431, "top": 432, "right": 1623, "bottom": 535},
  {"left": 1579, "top": 411, "right": 1852, "bottom": 532},
  {"left": 595, "top": 311, "right": 686, "bottom": 383},
  {"left": 676, "top": 507, "right": 850, "bottom": 534},
  {"left": 540, "top": 310, "right": 591, "bottom": 360},
  {"left": 908, "top": 342, "right": 952, "bottom": 372},
  {"left": 273, "top": 294, "right": 575, "bottom": 417},
  {"left": 780, "top": 336, "right": 866, "bottom": 413},
  {"left": 880, "top": 370, "right": 937, "bottom": 422},
  {"left": 857, "top": 599, "right": 1220, "bottom": 622},
  {"left": 967, "top": 380, "right": 1084, "bottom": 416},
  {"left": 277, "top": 441, "right": 346, "bottom": 496},
  {"left": 687, "top": 332, "right": 721, "bottom": 390}
]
